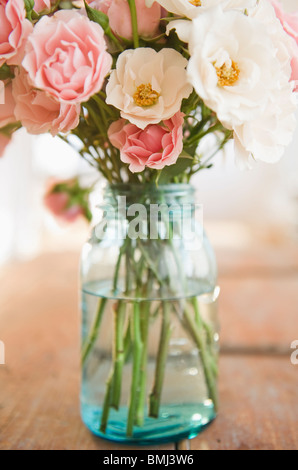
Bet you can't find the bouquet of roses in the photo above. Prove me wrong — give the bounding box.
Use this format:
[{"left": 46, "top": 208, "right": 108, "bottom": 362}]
[
  {"left": 1, "top": 0, "right": 297, "bottom": 178},
  {"left": 1, "top": 0, "right": 298, "bottom": 441}
]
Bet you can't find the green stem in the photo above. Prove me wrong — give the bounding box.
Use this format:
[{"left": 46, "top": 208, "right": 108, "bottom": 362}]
[
  {"left": 196, "top": 300, "right": 219, "bottom": 378},
  {"left": 105, "top": 28, "right": 125, "bottom": 52},
  {"left": 166, "top": 214, "right": 218, "bottom": 409},
  {"left": 197, "top": 133, "right": 232, "bottom": 173},
  {"left": 82, "top": 105, "right": 114, "bottom": 183},
  {"left": 101, "top": 240, "right": 132, "bottom": 414},
  {"left": 124, "top": 317, "right": 132, "bottom": 362},
  {"left": 167, "top": 222, "right": 188, "bottom": 294},
  {"left": 135, "top": 273, "right": 154, "bottom": 426},
  {"left": 127, "top": 298, "right": 143, "bottom": 436},
  {"left": 149, "top": 301, "right": 172, "bottom": 418},
  {"left": 185, "top": 122, "right": 223, "bottom": 148},
  {"left": 92, "top": 94, "right": 117, "bottom": 118},
  {"left": 152, "top": 302, "right": 162, "bottom": 319},
  {"left": 184, "top": 300, "right": 218, "bottom": 411},
  {"left": 100, "top": 370, "right": 114, "bottom": 433},
  {"left": 193, "top": 296, "right": 203, "bottom": 329},
  {"left": 137, "top": 240, "right": 163, "bottom": 285},
  {"left": 99, "top": 308, "right": 132, "bottom": 433},
  {"left": 111, "top": 301, "right": 126, "bottom": 409},
  {"left": 113, "top": 238, "right": 130, "bottom": 294},
  {"left": 113, "top": 254, "right": 123, "bottom": 294},
  {"left": 128, "top": 0, "right": 139, "bottom": 48},
  {"left": 81, "top": 298, "right": 108, "bottom": 366},
  {"left": 135, "top": 304, "right": 150, "bottom": 426}
]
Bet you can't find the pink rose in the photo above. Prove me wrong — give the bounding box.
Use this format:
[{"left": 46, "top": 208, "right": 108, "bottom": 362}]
[
  {"left": 0, "top": 82, "right": 16, "bottom": 128},
  {"left": 89, "top": 0, "right": 161, "bottom": 39},
  {"left": 0, "top": 134, "right": 11, "bottom": 157},
  {"left": 33, "top": 0, "right": 52, "bottom": 12},
  {"left": 0, "top": 0, "right": 33, "bottom": 67},
  {"left": 23, "top": 10, "right": 112, "bottom": 104},
  {"left": 44, "top": 179, "right": 92, "bottom": 222},
  {"left": 271, "top": 0, "right": 298, "bottom": 91},
  {"left": 12, "top": 68, "right": 80, "bottom": 136},
  {"left": 108, "top": 112, "right": 184, "bottom": 172},
  {"left": 44, "top": 192, "right": 84, "bottom": 222}
]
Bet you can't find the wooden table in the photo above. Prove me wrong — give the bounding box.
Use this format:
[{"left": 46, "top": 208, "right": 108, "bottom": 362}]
[{"left": 0, "top": 245, "right": 297, "bottom": 450}]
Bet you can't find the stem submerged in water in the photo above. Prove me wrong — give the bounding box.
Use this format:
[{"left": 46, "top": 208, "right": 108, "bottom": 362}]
[
  {"left": 135, "top": 301, "right": 150, "bottom": 426},
  {"left": 111, "top": 301, "right": 126, "bottom": 409},
  {"left": 127, "top": 299, "right": 143, "bottom": 436},
  {"left": 184, "top": 299, "right": 218, "bottom": 411},
  {"left": 81, "top": 297, "right": 108, "bottom": 366},
  {"left": 149, "top": 301, "right": 172, "bottom": 418},
  {"left": 93, "top": 207, "right": 218, "bottom": 436},
  {"left": 135, "top": 272, "right": 154, "bottom": 426},
  {"left": 100, "top": 370, "right": 114, "bottom": 434}
]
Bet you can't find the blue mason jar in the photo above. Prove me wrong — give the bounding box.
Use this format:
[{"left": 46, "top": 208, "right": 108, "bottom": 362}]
[{"left": 80, "top": 183, "right": 219, "bottom": 445}]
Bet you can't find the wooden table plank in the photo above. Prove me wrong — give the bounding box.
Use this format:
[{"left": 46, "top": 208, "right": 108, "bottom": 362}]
[
  {"left": 215, "top": 240, "right": 298, "bottom": 352},
  {"left": 190, "top": 355, "right": 298, "bottom": 451},
  {"left": 218, "top": 276, "right": 298, "bottom": 351}
]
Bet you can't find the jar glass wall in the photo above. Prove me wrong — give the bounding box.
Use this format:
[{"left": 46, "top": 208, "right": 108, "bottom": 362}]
[{"left": 80, "top": 184, "right": 219, "bottom": 445}]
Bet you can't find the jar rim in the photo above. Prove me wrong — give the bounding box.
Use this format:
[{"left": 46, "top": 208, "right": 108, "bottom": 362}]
[{"left": 106, "top": 182, "right": 195, "bottom": 197}]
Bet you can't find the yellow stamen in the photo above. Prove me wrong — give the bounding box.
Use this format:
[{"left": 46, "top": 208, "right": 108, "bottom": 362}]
[
  {"left": 134, "top": 84, "right": 160, "bottom": 107},
  {"left": 215, "top": 61, "right": 240, "bottom": 87},
  {"left": 189, "top": 0, "right": 201, "bottom": 6}
]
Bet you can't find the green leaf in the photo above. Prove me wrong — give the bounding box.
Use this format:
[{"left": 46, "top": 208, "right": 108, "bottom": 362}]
[
  {"left": 24, "top": 0, "right": 34, "bottom": 20},
  {"left": 84, "top": 1, "right": 110, "bottom": 33},
  {"left": 183, "top": 144, "right": 200, "bottom": 158},
  {"left": 181, "top": 90, "right": 200, "bottom": 115},
  {"left": 84, "top": 1, "right": 124, "bottom": 51},
  {"left": 0, "top": 64, "right": 14, "bottom": 80},
  {"left": 157, "top": 152, "right": 193, "bottom": 184},
  {"left": 83, "top": 205, "right": 93, "bottom": 223},
  {"left": 24, "top": 0, "right": 34, "bottom": 11},
  {"left": 0, "top": 122, "right": 21, "bottom": 137}
]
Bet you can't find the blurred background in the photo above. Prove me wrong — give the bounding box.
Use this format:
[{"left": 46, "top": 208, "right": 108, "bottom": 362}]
[{"left": 0, "top": 0, "right": 297, "bottom": 265}]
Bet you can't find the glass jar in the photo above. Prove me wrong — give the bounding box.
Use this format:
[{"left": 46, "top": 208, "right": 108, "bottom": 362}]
[{"left": 80, "top": 183, "right": 219, "bottom": 445}]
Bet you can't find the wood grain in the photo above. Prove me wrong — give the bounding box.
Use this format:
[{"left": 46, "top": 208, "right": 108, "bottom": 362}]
[
  {"left": 219, "top": 276, "right": 298, "bottom": 351},
  {"left": 190, "top": 356, "right": 298, "bottom": 450}
]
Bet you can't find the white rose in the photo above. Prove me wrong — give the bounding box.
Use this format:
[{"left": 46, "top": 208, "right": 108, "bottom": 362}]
[
  {"left": 232, "top": 1, "right": 297, "bottom": 167},
  {"left": 170, "top": 7, "right": 292, "bottom": 129},
  {"left": 106, "top": 48, "right": 192, "bottom": 129},
  {"left": 146, "top": 0, "right": 256, "bottom": 19},
  {"left": 234, "top": 83, "right": 297, "bottom": 168},
  {"left": 250, "top": 0, "right": 295, "bottom": 79}
]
